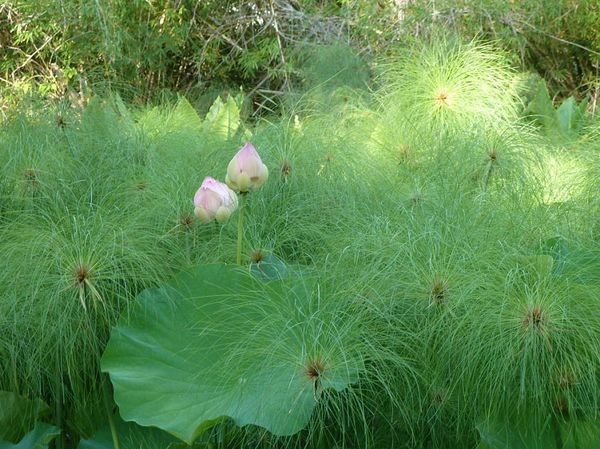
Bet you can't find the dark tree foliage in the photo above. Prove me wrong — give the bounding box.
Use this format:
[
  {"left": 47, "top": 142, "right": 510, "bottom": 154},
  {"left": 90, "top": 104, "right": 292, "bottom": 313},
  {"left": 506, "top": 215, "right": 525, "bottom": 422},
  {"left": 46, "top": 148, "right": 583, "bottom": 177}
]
[{"left": 1, "top": 0, "right": 599, "bottom": 115}]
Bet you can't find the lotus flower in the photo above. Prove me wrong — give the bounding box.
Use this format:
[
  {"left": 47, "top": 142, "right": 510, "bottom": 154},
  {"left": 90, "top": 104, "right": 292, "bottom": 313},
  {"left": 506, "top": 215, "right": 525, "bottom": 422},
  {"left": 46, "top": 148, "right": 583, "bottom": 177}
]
[
  {"left": 194, "top": 177, "right": 238, "bottom": 224},
  {"left": 226, "top": 142, "right": 269, "bottom": 193}
]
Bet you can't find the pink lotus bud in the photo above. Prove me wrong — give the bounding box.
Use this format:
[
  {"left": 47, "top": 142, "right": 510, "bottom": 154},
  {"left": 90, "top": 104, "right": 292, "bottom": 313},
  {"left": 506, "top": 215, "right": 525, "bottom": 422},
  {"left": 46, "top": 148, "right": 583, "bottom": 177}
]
[
  {"left": 225, "top": 142, "right": 269, "bottom": 192},
  {"left": 193, "top": 177, "right": 238, "bottom": 224}
]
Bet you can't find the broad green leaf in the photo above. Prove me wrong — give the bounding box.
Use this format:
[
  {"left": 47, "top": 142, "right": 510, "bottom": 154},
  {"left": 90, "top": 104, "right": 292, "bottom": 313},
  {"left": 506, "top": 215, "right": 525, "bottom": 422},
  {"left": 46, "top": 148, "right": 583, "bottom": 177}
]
[
  {"left": 526, "top": 81, "right": 556, "bottom": 129},
  {"left": 476, "top": 419, "right": 555, "bottom": 449},
  {"left": 556, "top": 97, "right": 577, "bottom": 135},
  {"left": 0, "top": 391, "right": 51, "bottom": 443},
  {"left": 136, "top": 106, "right": 166, "bottom": 139},
  {"left": 526, "top": 79, "right": 589, "bottom": 139},
  {"left": 138, "top": 97, "right": 202, "bottom": 141},
  {"left": 560, "top": 95, "right": 588, "bottom": 135},
  {"left": 249, "top": 252, "right": 295, "bottom": 281},
  {"left": 77, "top": 413, "right": 175, "bottom": 449},
  {"left": 204, "top": 96, "right": 241, "bottom": 139},
  {"left": 169, "top": 97, "right": 203, "bottom": 131},
  {"left": 0, "top": 422, "right": 60, "bottom": 449},
  {"left": 102, "top": 264, "right": 362, "bottom": 444}
]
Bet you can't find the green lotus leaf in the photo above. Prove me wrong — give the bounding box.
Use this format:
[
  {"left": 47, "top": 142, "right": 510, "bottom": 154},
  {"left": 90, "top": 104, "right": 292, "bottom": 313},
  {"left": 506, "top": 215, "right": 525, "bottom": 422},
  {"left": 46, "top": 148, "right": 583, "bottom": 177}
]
[
  {"left": 77, "top": 413, "right": 175, "bottom": 449},
  {"left": 0, "top": 391, "right": 51, "bottom": 443},
  {"left": 249, "top": 252, "right": 296, "bottom": 281},
  {"left": 0, "top": 423, "right": 60, "bottom": 449},
  {"left": 476, "top": 418, "right": 555, "bottom": 449},
  {"left": 102, "top": 264, "right": 362, "bottom": 444}
]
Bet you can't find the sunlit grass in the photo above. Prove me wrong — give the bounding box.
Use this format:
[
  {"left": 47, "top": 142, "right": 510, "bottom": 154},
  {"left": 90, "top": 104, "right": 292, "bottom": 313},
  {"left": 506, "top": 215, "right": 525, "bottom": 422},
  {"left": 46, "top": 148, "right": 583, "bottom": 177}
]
[{"left": 0, "top": 38, "right": 598, "bottom": 448}]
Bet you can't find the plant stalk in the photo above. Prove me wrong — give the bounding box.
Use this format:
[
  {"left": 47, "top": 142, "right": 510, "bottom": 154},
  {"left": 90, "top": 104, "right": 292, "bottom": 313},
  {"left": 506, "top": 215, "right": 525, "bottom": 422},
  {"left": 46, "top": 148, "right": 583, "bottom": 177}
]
[
  {"left": 103, "top": 378, "right": 121, "bottom": 449},
  {"left": 55, "top": 358, "right": 64, "bottom": 449},
  {"left": 236, "top": 195, "right": 246, "bottom": 265}
]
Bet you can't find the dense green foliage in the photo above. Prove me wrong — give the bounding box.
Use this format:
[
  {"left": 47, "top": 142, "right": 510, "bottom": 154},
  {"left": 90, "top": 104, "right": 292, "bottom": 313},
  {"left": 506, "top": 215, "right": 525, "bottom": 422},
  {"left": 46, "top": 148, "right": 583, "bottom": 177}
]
[
  {"left": 1, "top": 36, "right": 598, "bottom": 447},
  {"left": 1, "top": 0, "right": 369, "bottom": 113},
  {"left": 2, "top": 0, "right": 599, "bottom": 118},
  {"left": 401, "top": 1, "right": 600, "bottom": 96}
]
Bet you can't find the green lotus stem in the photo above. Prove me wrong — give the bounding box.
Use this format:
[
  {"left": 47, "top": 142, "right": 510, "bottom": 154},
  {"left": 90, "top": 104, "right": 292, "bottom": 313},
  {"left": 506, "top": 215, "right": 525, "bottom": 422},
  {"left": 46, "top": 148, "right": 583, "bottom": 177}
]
[
  {"left": 55, "top": 359, "right": 64, "bottom": 449},
  {"left": 236, "top": 195, "right": 246, "bottom": 265},
  {"left": 103, "top": 378, "right": 121, "bottom": 449}
]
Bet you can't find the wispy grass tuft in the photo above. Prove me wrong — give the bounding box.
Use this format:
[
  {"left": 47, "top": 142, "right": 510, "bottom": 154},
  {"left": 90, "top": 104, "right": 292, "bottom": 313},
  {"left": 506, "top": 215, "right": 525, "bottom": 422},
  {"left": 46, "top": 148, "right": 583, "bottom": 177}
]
[
  {"left": 378, "top": 38, "right": 521, "bottom": 137},
  {"left": 0, "top": 37, "right": 598, "bottom": 447}
]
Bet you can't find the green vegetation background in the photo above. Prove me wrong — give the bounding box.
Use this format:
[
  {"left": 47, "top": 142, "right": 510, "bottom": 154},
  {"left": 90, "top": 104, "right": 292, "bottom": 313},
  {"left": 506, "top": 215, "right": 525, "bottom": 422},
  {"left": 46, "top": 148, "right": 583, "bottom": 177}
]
[
  {"left": 1, "top": 0, "right": 599, "bottom": 116},
  {"left": 1, "top": 2, "right": 599, "bottom": 448}
]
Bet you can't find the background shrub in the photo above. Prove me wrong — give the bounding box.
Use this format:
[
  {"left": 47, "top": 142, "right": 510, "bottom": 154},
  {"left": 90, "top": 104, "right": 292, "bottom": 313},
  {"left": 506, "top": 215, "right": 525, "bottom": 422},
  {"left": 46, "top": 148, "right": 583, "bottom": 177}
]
[{"left": 2, "top": 0, "right": 599, "bottom": 117}]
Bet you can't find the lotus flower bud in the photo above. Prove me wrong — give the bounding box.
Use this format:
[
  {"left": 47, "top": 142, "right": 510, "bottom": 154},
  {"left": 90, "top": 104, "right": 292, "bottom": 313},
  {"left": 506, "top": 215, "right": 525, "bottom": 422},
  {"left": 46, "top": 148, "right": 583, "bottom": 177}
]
[
  {"left": 193, "top": 177, "right": 238, "bottom": 224},
  {"left": 225, "top": 142, "right": 269, "bottom": 193}
]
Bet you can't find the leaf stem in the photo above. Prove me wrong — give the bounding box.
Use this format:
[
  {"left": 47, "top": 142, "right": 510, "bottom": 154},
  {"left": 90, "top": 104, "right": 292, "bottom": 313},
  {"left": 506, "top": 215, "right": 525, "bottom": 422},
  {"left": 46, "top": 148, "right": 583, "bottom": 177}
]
[
  {"left": 236, "top": 194, "right": 246, "bottom": 265},
  {"left": 55, "top": 358, "right": 64, "bottom": 449},
  {"left": 103, "top": 377, "right": 121, "bottom": 449}
]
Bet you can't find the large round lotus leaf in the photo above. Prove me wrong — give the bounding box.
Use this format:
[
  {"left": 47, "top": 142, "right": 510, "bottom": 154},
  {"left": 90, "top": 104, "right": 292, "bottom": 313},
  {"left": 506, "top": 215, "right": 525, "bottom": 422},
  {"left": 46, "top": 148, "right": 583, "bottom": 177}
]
[
  {"left": 101, "top": 264, "right": 362, "bottom": 444},
  {"left": 0, "top": 391, "right": 51, "bottom": 443},
  {"left": 77, "top": 413, "right": 175, "bottom": 449},
  {"left": 0, "top": 423, "right": 60, "bottom": 449}
]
